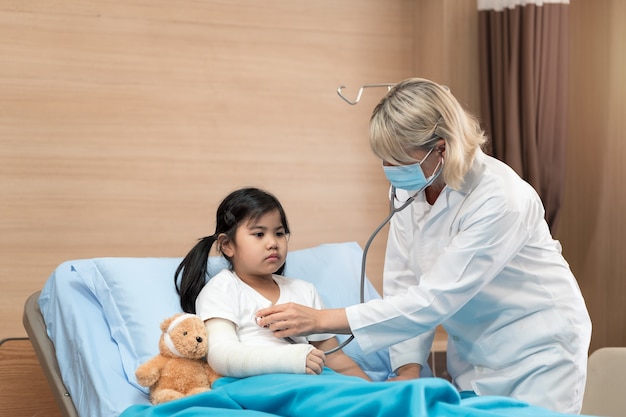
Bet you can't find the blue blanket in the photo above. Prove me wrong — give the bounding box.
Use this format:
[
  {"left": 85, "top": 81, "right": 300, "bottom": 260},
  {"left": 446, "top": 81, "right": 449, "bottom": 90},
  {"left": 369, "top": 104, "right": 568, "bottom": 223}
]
[{"left": 120, "top": 370, "right": 592, "bottom": 417}]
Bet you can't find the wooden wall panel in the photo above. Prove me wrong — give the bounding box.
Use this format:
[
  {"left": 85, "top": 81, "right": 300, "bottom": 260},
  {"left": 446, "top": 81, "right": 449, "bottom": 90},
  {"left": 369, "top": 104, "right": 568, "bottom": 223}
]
[
  {"left": 0, "top": 338, "right": 63, "bottom": 417},
  {"left": 413, "top": 0, "right": 480, "bottom": 115},
  {"left": 0, "top": 0, "right": 417, "bottom": 338}
]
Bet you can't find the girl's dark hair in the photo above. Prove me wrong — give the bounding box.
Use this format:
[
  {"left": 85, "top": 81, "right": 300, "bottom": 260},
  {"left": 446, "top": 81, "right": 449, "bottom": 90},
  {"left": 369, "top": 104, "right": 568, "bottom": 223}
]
[{"left": 175, "top": 187, "right": 290, "bottom": 313}]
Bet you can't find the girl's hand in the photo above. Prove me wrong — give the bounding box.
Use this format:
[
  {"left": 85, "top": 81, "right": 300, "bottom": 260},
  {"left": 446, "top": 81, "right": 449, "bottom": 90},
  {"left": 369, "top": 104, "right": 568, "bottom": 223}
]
[
  {"left": 305, "top": 348, "right": 326, "bottom": 375},
  {"left": 312, "top": 337, "right": 371, "bottom": 381},
  {"left": 388, "top": 363, "right": 421, "bottom": 381}
]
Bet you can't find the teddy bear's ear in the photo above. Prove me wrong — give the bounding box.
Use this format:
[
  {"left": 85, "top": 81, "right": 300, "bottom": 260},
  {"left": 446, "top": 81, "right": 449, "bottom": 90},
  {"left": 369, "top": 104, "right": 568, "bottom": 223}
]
[{"left": 160, "top": 315, "right": 177, "bottom": 332}]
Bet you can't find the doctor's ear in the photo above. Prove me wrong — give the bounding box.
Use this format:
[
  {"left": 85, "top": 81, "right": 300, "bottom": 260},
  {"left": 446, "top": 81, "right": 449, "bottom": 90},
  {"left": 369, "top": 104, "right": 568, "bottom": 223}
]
[{"left": 436, "top": 139, "right": 446, "bottom": 155}]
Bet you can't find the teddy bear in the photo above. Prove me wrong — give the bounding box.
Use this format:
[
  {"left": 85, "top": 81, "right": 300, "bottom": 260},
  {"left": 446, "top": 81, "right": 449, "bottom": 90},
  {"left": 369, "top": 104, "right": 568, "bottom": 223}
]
[{"left": 135, "top": 313, "right": 221, "bottom": 405}]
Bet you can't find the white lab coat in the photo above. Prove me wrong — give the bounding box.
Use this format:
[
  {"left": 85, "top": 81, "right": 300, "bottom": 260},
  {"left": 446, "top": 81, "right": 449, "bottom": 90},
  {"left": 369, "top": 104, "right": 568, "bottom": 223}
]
[{"left": 346, "top": 150, "right": 591, "bottom": 414}]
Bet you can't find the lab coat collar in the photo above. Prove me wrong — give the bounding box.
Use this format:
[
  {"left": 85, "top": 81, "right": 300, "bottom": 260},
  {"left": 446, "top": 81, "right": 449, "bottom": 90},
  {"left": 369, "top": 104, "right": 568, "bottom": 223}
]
[
  {"left": 424, "top": 148, "right": 485, "bottom": 221},
  {"left": 458, "top": 148, "right": 486, "bottom": 195}
]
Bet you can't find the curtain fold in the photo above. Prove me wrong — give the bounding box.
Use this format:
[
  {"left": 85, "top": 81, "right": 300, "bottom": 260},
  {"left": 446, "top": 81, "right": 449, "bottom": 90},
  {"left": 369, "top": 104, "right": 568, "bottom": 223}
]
[{"left": 478, "top": 0, "right": 569, "bottom": 229}]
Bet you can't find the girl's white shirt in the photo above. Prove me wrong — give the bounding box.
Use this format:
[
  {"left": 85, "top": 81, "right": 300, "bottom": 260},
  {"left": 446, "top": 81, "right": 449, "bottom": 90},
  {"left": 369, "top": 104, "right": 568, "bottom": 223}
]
[{"left": 197, "top": 269, "right": 333, "bottom": 345}]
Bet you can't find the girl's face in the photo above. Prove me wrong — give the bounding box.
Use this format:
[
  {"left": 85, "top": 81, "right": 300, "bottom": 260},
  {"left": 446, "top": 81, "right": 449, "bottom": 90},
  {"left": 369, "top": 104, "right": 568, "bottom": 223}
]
[{"left": 222, "top": 209, "right": 288, "bottom": 280}]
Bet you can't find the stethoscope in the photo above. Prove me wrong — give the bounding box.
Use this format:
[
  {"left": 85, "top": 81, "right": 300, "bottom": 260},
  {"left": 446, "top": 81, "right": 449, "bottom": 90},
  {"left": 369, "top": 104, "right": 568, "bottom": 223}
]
[{"left": 315, "top": 157, "right": 445, "bottom": 354}]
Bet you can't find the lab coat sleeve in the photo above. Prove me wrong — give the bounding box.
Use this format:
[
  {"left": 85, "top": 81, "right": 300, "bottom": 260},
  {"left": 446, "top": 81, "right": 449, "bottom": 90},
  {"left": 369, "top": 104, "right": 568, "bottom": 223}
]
[
  {"left": 346, "top": 191, "right": 534, "bottom": 354},
  {"left": 389, "top": 333, "right": 435, "bottom": 374}
]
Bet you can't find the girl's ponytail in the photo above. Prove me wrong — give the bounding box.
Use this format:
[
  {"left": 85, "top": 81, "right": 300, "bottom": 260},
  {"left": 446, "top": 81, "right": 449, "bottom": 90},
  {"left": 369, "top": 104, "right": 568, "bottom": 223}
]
[{"left": 175, "top": 235, "right": 217, "bottom": 314}]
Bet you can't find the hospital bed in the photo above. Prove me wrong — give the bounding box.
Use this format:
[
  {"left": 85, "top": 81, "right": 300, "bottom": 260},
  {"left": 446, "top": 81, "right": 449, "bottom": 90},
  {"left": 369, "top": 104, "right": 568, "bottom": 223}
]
[{"left": 23, "top": 242, "right": 599, "bottom": 417}]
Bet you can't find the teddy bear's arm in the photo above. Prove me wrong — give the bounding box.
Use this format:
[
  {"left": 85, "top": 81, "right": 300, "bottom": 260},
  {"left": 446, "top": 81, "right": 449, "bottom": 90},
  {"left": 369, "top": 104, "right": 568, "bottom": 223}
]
[{"left": 135, "top": 355, "right": 167, "bottom": 387}]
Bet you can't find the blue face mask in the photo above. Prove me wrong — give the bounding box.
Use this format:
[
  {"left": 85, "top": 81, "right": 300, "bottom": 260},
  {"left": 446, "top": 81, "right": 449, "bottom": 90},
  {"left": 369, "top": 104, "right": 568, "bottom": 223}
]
[{"left": 382, "top": 147, "right": 437, "bottom": 192}]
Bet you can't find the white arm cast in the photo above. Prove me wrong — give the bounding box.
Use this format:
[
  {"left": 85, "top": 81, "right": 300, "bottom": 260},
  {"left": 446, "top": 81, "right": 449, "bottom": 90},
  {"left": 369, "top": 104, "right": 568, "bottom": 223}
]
[{"left": 205, "top": 318, "right": 315, "bottom": 377}]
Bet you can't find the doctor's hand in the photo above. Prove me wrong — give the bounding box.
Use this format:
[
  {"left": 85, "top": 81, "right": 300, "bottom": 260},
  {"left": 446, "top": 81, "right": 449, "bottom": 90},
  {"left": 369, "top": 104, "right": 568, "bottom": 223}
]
[
  {"left": 256, "top": 302, "right": 321, "bottom": 338},
  {"left": 256, "top": 303, "right": 352, "bottom": 338}
]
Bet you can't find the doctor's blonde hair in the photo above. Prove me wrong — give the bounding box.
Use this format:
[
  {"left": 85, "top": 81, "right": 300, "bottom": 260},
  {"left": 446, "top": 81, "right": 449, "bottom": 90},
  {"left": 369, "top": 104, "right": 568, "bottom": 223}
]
[{"left": 369, "top": 78, "right": 487, "bottom": 190}]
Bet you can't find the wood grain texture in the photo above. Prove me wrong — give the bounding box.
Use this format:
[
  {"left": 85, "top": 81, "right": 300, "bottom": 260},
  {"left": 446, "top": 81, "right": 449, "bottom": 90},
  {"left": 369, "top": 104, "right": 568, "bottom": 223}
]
[
  {"left": 0, "top": 338, "right": 63, "bottom": 417},
  {"left": 0, "top": 0, "right": 418, "bottom": 338}
]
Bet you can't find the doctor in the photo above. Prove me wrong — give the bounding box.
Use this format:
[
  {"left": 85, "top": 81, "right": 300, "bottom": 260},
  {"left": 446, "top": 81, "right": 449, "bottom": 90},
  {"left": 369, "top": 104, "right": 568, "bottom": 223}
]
[{"left": 257, "top": 78, "right": 592, "bottom": 414}]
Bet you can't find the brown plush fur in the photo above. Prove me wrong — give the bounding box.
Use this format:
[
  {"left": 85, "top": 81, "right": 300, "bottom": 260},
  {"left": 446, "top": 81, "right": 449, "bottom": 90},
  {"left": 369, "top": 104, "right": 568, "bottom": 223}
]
[{"left": 135, "top": 313, "right": 220, "bottom": 404}]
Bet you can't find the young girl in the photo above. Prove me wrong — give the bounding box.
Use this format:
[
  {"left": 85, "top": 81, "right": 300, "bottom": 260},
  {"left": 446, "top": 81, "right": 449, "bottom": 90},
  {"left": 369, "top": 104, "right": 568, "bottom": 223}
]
[{"left": 175, "top": 187, "right": 370, "bottom": 380}]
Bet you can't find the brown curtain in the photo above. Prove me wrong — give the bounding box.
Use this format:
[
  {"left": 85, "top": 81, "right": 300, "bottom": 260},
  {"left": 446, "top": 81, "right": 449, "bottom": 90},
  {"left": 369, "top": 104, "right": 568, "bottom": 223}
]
[{"left": 478, "top": 1, "right": 569, "bottom": 229}]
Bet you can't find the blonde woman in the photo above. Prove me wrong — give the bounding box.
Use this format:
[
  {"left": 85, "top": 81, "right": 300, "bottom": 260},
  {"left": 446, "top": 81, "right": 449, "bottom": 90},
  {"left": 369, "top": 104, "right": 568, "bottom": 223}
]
[{"left": 258, "top": 78, "right": 591, "bottom": 414}]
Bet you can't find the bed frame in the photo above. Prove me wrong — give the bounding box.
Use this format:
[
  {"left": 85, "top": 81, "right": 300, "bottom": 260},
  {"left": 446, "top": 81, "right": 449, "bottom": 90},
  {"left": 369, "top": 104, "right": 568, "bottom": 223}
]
[{"left": 23, "top": 291, "right": 78, "bottom": 417}]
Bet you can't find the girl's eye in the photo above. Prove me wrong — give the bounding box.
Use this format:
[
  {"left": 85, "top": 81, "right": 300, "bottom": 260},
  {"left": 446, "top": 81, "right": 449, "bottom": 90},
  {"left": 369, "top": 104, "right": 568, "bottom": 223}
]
[
  {"left": 254, "top": 232, "right": 264, "bottom": 238},
  {"left": 276, "top": 232, "right": 285, "bottom": 237}
]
